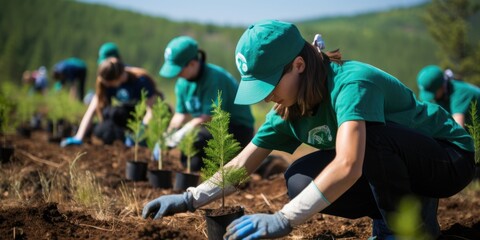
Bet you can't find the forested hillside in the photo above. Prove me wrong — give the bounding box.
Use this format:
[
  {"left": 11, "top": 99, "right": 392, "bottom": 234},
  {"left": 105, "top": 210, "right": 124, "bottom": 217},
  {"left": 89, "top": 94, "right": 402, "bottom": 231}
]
[{"left": 2, "top": 0, "right": 475, "bottom": 97}]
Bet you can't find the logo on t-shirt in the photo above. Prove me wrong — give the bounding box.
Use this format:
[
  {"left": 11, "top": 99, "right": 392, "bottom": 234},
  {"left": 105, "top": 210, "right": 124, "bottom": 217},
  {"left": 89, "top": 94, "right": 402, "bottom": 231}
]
[
  {"left": 185, "top": 96, "right": 201, "bottom": 114},
  {"left": 116, "top": 89, "right": 130, "bottom": 102},
  {"left": 308, "top": 125, "right": 333, "bottom": 145}
]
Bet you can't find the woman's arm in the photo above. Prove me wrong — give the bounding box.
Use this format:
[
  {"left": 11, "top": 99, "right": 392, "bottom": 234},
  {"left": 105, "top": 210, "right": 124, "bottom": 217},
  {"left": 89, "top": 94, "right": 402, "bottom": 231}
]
[
  {"left": 314, "top": 120, "right": 366, "bottom": 202},
  {"left": 142, "top": 94, "right": 157, "bottom": 124},
  {"left": 73, "top": 95, "right": 99, "bottom": 140},
  {"left": 279, "top": 120, "right": 366, "bottom": 226},
  {"left": 168, "top": 112, "right": 188, "bottom": 130},
  {"left": 188, "top": 142, "right": 272, "bottom": 209},
  {"left": 226, "top": 142, "right": 272, "bottom": 174}
]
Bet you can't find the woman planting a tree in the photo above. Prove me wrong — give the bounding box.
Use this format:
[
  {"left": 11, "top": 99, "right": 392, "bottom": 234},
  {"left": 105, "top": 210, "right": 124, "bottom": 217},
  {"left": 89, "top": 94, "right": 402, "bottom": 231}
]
[
  {"left": 143, "top": 20, "right": 476, "bottom": 239},
  {"left": 61, "top": 57, "right": 164, "bottom": 146},
  {"left": 156, "top": 36, "right": 255, "bottom": 172}
]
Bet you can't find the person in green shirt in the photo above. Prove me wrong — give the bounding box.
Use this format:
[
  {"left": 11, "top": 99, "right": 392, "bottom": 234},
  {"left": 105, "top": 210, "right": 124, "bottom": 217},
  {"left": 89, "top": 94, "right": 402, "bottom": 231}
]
[
  {"left": 142, "top": 20, "right": 476, "bottom": 239},
  {"left": 417, "top": 65, "right": 480, "bottom": 128},
  {"left": 156, "top": 36, "right": 255, "bottom": 172}
]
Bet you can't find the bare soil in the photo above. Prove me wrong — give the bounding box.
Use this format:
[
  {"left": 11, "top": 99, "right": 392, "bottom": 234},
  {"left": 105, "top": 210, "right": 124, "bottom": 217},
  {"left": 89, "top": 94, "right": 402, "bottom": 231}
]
[{"left": 1, "top": 131, "right": 479, "bottom": 239}]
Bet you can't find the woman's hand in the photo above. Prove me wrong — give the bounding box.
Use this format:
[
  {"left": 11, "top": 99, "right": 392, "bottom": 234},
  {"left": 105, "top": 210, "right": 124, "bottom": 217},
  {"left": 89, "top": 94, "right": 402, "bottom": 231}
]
[{"left": 224, "top": 212, "right": 292, "bottom": 240}]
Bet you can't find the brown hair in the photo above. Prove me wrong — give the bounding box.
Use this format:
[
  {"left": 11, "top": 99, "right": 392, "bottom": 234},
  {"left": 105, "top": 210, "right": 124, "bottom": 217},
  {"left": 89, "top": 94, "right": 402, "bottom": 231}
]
[
  {"left": 95, "top": 57, "right": 161, "bottom": 121},
  {"left": 274, "top": 42, "right": 342, "bottom": 121}
]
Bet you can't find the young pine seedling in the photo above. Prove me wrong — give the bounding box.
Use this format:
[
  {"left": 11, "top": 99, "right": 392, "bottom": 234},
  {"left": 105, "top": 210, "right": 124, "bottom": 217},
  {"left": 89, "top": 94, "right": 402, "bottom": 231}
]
[
  {"left": 126, "top": 90, "right": 147, "bottom": 162},
  {"left": 178, "top": 127, "right": 200, "bottom": 174},
  {"left": 0, "top": 94, "right": 15, "bottom": 146},
  {"left": 201, "top": 91, "right": 249, "bottom": 208},
  {"left": 146, "top": 97, "right": 172, "bottom": 169},
  {"left": 466, "top": 100, "right": 480, "bottom": 165}
]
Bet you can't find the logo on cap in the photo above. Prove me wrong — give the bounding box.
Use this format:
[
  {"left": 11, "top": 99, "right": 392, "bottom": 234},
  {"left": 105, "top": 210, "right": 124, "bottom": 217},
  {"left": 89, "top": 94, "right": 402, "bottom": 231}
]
[
  {"left": 164, "top": 48, "right": 172, "bottom": 60},
  {"left": 235, "top": 53, "right": 248, "bottom": 76}
]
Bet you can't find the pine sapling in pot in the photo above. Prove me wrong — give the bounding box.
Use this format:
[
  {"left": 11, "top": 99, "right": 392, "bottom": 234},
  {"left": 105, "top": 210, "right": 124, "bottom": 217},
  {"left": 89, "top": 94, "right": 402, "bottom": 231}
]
[
  {"left": 174, "top": 126, "right": 201, "bottom": 190},
  {"left": 146, "top": 97, "right": 173, "bottom": 188},
  {"left": 0, "top": 95, "right": 15, "bottom": 163},
  {"left": 179, "top": 127, "right": 200, "bottom": 174},
  {"left": 125, "top": 91, "right": 148, "bottom": 181},
  {"left": 45, "top": 90, "right": 72, "bottom": 142},
  {"left": 200, "top": 92, "right": 249, "bottom": 239},
  {"left": 15, "top": 87, "right": 38, "bottom": 137},
  {"left": 466, "top": 100, "right": 480, "bottom": 179}
]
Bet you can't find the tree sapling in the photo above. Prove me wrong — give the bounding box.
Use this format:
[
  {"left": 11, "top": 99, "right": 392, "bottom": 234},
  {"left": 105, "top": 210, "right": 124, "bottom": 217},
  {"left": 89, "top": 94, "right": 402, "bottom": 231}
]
[
  {"left": 178, "top": 127, "right": 200, "bottom": 174},
  {"left": 146, "top": 97, "right": 172, "bottom": 169},
  {"left": 201, "top": 92, "right": 249, "bottom": 208},
  {"left": 126, "top": 91, "right": 148, "bottom": 162}
]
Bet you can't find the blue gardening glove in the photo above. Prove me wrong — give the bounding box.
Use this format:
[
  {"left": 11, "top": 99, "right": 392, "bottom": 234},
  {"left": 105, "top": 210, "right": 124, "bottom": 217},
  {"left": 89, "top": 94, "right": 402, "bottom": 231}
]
[
  {"left": 60, "top": 137, "right": 82, "bottom": 147},
  {"left": 224, "top": 212, "right": 292, "bottom": 240},
  {"left": 142, "top": 192, "right": 195, "bottom": 220},
  {"left": 152, "top": 142, "right": 161, "bottom": 161}
]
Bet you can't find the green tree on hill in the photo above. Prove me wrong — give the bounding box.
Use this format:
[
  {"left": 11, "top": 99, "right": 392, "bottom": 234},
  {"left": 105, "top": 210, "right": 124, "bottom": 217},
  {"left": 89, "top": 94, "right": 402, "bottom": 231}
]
[{"left": 423, "top": 0, "right": 480, "bottom": 84}]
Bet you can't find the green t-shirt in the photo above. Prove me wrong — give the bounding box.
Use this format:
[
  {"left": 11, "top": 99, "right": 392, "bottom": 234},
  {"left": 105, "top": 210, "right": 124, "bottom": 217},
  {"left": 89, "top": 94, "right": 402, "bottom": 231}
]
[
  {"left": 175, "top": 63, "right": 254, "bottom": 128},
  {"left": 253, "top": 60, "right": 473, "bottom": 153},
  {"left": 435, "top": 80, "right": 480, "bottom": 126}
]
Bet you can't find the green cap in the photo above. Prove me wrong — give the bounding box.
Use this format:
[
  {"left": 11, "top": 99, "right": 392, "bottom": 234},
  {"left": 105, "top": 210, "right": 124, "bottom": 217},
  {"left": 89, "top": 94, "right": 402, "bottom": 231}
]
[
  {"left": 417, "top": 65, "right": 444, "bottom": 102},
  {"left": 98, "top": 42, "right": 120, "bottom": 64},
  {"left": 159, "top": 36, "right": 198, "bottom": 78},
  {"left": 234, "top": 20, "right": 305, "bottom": 105}
]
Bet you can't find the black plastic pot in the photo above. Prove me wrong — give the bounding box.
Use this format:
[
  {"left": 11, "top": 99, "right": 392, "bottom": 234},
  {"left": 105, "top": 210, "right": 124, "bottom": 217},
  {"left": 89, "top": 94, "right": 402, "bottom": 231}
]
[
  {"left": 174, "top": 172, "right": 200, "bottom": 191},
  {"left": 475, "top": 166, "right": 480, "bottom": 180},
  {"left": 0, "top": 146, "right": 14, "bottom": 163},
  {"left": 147, "top": 169, "right": 173, "bottom": 189},
  {"left": 16, "top": 126, "right": 32, "bottom": 138},
  {"left": 204, "top": 206, "right": 244, "bottom": 240},
  {"left": 125, "top": 160, "right": 148, "bottom": 181}
]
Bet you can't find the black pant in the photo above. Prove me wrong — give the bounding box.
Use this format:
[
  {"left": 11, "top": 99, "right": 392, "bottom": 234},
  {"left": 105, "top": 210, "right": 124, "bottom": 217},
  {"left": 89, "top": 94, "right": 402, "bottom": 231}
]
[
  {"left": 93, "top": 105, "right": 134, "bottom": 145},
  {"left": 180, "top": 123, "right": 254, "bottom": 172},
  {"left": 284, "top": 122, "right": 475, "bottom": 223}
]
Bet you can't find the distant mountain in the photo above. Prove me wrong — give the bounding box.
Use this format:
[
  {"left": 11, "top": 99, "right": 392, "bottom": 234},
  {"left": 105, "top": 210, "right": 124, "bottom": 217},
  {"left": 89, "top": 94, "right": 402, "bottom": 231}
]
[{"left": 1, "top": 0, "right": 466, "bottom": 96}]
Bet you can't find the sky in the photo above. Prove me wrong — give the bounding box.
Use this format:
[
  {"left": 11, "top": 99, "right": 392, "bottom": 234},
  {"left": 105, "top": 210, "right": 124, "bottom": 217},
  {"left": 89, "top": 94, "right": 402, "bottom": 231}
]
[{"left": 77, "top": 0, "right": 429, "bottom": 27}]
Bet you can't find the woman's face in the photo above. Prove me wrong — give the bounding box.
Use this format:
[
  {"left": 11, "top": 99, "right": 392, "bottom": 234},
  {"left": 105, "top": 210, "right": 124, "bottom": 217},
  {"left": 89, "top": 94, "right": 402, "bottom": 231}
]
[
  {"left": 178, "top": 60, "right": 199, "bottom": 80},
  {"left": 264, "top": 57, "right": 305, "bottom": 107}
]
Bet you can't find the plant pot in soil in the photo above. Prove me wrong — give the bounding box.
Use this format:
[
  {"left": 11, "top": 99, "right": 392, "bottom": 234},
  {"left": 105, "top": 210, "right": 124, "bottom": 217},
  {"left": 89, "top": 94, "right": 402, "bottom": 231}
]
[
  {"left": 204, "top": 206, "right": 244, "bottom": 240},
  {"left": 147, "top": 169, "right": 173, "bottom": 188},
  {"left": 125, "top": 160, "right": 148, "bottom": 181},
  {"left": 174, "top": 171, "right": 200, "bottom": 191},
  {"left": 16, "top": 126, "right": 32, "bottom": 138},
  {"left": 475, "top": 166, "right": 480, "bottom": 180},
  {"left": 0, "top": 146, "right": 14, "bottom": 163}
]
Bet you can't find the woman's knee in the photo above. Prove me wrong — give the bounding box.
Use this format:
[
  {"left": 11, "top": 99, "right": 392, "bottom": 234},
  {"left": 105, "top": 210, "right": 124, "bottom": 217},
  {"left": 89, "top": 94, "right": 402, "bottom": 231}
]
[{"left": 286, "top": 173, "right": 312, "bottom": 199}]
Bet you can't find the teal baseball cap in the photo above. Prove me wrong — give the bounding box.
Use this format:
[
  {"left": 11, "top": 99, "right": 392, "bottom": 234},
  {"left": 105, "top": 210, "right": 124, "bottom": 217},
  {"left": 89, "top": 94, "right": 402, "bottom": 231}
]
[
  {"left": 234, "top": 20, "right": 306, "bottom": 105},
  {"left": 417, "top": 65, "right": 444, "bottom": 102},
  {"left": 98, "top": 42, "right": 120, "bottom": 64},
  {"left": 159, "top": 36, "right": 198, "bottom": 78}
]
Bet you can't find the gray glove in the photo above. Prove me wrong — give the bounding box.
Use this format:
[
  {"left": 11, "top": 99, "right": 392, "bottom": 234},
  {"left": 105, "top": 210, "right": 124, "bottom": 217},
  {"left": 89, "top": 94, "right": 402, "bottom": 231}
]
[{"left": 142, "top": 192, "right": 194, "bottom": 219}]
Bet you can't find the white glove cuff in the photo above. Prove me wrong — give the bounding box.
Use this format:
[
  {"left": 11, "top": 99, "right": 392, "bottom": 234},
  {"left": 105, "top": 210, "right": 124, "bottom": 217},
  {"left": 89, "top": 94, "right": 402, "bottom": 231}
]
[
  {"left": 280, "top": 181, "right": 331, "bottom": 227},
  {"left": 186, "top": 177, "right": 236, "bottom": 209}
]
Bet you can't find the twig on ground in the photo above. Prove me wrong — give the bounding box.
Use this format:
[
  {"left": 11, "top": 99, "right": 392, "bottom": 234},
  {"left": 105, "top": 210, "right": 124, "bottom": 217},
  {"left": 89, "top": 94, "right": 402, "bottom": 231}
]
[
  {"left": 260, "top": 193, "right": 272, "bottom": 208},
  {"left": 77, "top": 223, "right": 113, "bottom": 232},
  {"left": 272, "top": 191, "right": 287, "bottom": 200},
  {"left": 17, "top": 150, "right": 63, "bottom": 168}
]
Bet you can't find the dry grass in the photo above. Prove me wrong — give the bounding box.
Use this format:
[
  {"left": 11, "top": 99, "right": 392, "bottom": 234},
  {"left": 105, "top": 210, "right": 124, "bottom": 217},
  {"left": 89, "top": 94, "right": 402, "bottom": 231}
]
[
  {"left": 118, "top": 181, "right": 141, "bottom": 218},
  {"left": 68, "top": 152, "right": 111, "bottom": 220}
]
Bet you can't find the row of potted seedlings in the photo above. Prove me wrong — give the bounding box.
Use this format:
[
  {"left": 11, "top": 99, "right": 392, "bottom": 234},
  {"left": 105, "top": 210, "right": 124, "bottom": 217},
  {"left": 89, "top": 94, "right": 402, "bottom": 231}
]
[
  {"left": 123, "top": 94, "right": 201, "bottom": 190},
  {"left": 125, "top": 93, "right": 250, "bottom": 239}
]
